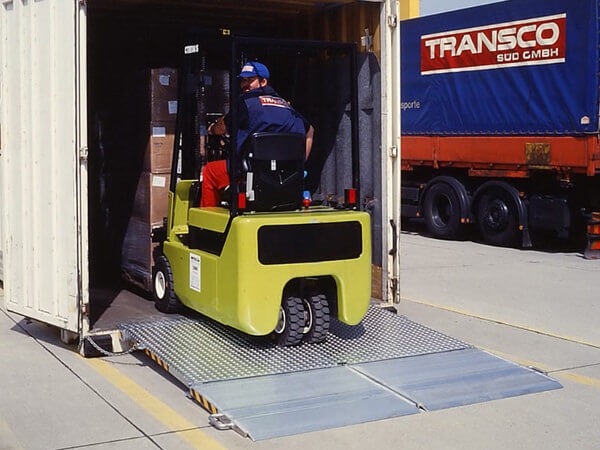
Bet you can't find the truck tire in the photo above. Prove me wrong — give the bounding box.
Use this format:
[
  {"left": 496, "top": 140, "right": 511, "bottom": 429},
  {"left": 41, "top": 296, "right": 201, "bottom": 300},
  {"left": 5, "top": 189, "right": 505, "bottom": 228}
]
[
  {"left": 423, "top": 182, "right": 463, "bottom": 239},
  {"left": 302, "top": 294, "right": 330, "bottom": 344},
  {"left": 476, "top": 188, "right": 519, "bottom": 247},
  {"left": 273, "top": 296, "right": 305, "bottom": 346},
  {"left": 153, "top": 255, "right": 181, "bottom": 313}
]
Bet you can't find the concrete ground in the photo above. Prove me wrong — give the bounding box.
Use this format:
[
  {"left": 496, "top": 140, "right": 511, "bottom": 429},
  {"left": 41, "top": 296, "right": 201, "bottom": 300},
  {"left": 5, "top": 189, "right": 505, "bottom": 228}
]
[{"left": 1, "top": 230, "right": 600, "bottom": 449}]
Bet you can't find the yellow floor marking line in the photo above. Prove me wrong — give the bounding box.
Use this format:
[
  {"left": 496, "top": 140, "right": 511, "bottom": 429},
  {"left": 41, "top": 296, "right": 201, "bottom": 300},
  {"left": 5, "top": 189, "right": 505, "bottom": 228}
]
[
  {"left": 402, "top": 296, "right": 600, "bottom": 349},
  {"left": 85, "top": 358, "right": 226, "bottom": 450},
  {"left": 557, "top": 372, "right": 600, "bottom": 389},
  {"left": 481, "top": 347, "right": 600, "bottom": 389}
]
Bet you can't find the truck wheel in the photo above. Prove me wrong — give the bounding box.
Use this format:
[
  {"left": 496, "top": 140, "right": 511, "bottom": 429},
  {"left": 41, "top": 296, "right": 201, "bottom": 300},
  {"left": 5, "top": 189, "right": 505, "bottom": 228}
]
[
  {"left": 423, "top": 182, "right": 463, "bottom": 239},
  {"left": 153, "top": 255, "right": 181, "bottom": 313},
  {"left": 272, "top": 296, "right": 305, "bottom": 346},
  {"left": 302, "top": 294, "right": 330, "bottom": 344},
  {"left": 476, "top": 189, "right": 519, "bottom": 247}
]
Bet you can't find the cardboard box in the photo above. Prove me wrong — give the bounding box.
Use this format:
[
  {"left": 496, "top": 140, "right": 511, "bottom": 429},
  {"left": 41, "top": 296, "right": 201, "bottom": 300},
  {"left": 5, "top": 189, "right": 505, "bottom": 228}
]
[
  {"left": 143, "top": 121, "right": 175, "bottom": 173},
  {"left": 151, "top": 98, "right": 178, "bottom": 122},
  {"left": 132, "top": 171, "right": 171, "bottom": 224},
  {"left": 149, "top": 68, "right": 178, "bottom": 121},
  {"left": 135, "top": 67, "right": 179, "bottom": 122}
]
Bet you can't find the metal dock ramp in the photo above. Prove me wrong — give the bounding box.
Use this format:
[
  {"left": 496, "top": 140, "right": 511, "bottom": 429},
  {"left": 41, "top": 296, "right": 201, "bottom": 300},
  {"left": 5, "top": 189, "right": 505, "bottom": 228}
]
[{"left": 119, "top": 306, "right": 561, "bottom": 440}]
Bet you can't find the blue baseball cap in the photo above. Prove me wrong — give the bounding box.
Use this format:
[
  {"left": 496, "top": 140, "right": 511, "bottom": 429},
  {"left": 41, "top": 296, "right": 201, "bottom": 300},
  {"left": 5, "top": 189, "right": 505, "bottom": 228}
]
[{"left": 238, "top": 61, "right": 270, "bottom": 79}]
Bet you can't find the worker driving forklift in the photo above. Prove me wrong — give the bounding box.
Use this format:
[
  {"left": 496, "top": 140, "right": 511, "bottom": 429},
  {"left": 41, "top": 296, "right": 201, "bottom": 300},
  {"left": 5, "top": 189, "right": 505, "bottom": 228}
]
[
  {"left": 201, "top": 60, "right": 315, "bottom": 208},
  {"left": 152, "top": 35, "right": 371, "bottom": 346}
]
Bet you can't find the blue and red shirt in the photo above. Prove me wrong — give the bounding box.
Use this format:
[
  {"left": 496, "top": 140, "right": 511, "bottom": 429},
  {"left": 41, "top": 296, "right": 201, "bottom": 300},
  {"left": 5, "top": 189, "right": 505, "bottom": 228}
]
[{"left": 226, "top": 85, "right": 310, "bottom": 154}]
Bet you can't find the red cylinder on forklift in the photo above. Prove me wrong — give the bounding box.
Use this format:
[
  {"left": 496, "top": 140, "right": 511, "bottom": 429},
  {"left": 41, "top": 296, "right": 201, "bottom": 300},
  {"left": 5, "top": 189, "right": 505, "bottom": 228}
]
[
  {"left": 345, "top": 188, "right": 357, "bottom": 206},
  {"left": 238, "top": 192, "right": 246, "bottom": 210}
]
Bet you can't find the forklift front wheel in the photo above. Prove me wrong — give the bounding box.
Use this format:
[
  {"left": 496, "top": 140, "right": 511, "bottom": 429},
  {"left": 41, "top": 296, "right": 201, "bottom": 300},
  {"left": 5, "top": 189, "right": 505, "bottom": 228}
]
[
  {"left": 272, "top": 296, "right": 305, "bottom": 346},
  {"left": 153, "top": 256, "right": 181, "bottom": 314}
]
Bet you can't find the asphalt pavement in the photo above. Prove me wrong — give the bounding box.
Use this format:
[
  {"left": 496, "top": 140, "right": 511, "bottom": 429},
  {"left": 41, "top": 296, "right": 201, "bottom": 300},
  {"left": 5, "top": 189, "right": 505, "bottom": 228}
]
[{"left": 1, "top": 229, "right": 599, "bottom": 449}]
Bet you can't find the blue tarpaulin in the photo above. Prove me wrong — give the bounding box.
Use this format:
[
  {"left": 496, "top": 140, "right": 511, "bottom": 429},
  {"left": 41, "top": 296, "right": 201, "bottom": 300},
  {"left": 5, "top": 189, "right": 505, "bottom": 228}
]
[{"left": 401, "top": 0, "right": 599, "bottom": 135}]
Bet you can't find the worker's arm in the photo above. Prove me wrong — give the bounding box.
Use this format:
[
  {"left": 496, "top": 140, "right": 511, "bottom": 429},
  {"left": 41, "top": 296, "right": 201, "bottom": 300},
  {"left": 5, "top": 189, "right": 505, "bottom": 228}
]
[{"left": 305, "top": 125, "right": 314, "bottom": 159}]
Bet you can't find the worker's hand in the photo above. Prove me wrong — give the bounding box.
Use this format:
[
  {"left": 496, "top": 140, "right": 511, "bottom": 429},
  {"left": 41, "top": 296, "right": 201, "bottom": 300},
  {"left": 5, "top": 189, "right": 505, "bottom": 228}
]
[{"left": 208, "top": 116, "right": 227, "bottom": 135}]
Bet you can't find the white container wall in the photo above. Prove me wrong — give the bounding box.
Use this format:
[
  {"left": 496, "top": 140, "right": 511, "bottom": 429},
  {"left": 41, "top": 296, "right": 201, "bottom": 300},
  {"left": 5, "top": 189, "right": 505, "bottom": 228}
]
[{"left": 0, "top": 0, "right": 87, "bottom": 332}]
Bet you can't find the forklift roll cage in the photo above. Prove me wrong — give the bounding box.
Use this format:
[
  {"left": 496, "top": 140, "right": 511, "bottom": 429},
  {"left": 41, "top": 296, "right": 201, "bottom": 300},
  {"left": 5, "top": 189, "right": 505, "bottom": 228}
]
[{"left": 171, "top": 34, "right": 361, "bottom": 217}]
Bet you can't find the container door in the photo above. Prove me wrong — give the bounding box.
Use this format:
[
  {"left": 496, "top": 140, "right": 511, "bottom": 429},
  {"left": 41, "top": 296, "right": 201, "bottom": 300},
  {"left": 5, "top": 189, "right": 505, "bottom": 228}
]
[
  {"left": 381, "top": 0, "right": 402, "bottom": 305},
  {"left": 0, "top": 0, "right": 88, "bottom": 332}
]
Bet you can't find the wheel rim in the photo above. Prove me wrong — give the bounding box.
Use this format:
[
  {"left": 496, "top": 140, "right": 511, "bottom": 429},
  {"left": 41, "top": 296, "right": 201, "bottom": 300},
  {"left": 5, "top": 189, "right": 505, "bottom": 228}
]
[
  {"left": 484, "top": 198, "right": 510, "bottom": 232},
  {"left": 274, "top": 306, "right": 286, "bottom": 334},
  {"left": 302, "top": 299, "right": 313, "bottom": 334},
  {"left": 154, "top": 271, "right": 166, "bottom": 300}
]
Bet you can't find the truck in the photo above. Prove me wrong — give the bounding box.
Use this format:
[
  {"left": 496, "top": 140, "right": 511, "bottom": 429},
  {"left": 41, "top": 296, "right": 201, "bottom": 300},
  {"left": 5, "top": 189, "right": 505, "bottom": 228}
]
[{"left": 400, "top": 0, "right": 600, "bottom": 255}]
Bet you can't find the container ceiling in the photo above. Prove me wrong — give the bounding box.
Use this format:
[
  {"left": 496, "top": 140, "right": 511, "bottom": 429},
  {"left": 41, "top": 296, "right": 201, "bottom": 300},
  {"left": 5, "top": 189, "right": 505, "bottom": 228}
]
[{"left": 88, "top": 0, "right": 360, "bottom": 16}]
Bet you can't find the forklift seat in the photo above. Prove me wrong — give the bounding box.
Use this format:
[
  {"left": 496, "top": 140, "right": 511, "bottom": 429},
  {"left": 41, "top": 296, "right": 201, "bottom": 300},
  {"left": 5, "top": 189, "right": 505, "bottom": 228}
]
[{"left": 244, "top": 132, "right": 306, "bottom": 211}]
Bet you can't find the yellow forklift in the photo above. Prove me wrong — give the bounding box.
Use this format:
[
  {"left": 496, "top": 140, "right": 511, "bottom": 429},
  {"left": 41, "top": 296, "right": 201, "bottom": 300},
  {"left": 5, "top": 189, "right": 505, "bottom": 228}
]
[{"left": 152, "top": 35, "right": 371, "bottom": 345}]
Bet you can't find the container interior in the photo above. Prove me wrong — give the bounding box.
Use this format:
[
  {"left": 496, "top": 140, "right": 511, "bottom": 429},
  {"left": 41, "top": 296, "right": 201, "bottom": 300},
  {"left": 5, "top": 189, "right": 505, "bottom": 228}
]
[{"left": 85, "top": 1, "right": 383, "bottom": 330}]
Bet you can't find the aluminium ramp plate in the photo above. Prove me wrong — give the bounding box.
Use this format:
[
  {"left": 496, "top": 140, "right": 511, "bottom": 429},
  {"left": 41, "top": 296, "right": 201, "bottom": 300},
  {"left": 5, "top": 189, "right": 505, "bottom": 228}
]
[
  {"left": 119, "top": 307, "right": 562, "bottom": 440},
  {"left": 353, "top": 348, "right": 562, "bottom": 411},
  {"left": 119, "top": 306, "right": 470, "bottom": 384},
  {"left": 196, "top": 351, "right": 561, "bottom": 441},
  {"left": 199, "top": 366, "right": 420, "bottom": 441}
]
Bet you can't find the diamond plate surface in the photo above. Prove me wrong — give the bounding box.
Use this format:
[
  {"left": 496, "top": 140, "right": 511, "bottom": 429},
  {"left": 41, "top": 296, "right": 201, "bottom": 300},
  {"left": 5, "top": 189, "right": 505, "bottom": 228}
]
[{"left": 119, "top": 306, "right": 470, "bottom": 386}]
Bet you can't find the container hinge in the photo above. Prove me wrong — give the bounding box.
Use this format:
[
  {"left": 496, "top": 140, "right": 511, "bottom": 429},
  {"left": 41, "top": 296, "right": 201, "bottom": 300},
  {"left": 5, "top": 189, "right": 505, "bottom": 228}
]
[
  {"left": 79, "top": 146, "right": 88, "bottom": 161},
  {"left": 387, "top": 14, "right": 398, "bottom": 28},
  {"left": 79, "top": 0, "right": 87, "bottom": 7},
  {"left": 390, "top": 276, "right": 399, "bottom": 303},
  {"left": 389, "top": 145, "right": 398, "bottom": 158}
]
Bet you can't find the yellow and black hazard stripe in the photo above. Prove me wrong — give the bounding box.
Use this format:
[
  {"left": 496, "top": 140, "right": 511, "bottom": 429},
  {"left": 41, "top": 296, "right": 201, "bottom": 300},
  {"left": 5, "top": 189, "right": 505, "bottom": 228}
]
[
  {"left": 144, "top": 349, "right": 169, "bottom": 372},
  {"left": 190, "top": 388, "right": 219, "bottom": 414}
]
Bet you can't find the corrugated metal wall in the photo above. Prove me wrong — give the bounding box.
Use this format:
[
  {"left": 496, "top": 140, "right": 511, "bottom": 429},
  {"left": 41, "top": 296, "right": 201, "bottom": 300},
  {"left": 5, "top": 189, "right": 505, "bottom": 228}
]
[{"left": 0, "top": 0, "right": 81, "bottom": 331}]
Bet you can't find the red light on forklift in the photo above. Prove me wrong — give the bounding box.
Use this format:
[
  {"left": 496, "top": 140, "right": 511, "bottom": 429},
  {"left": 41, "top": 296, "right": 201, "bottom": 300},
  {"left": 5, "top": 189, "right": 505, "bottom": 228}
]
[
  {"left": 302, "top": 197, "right": 311, "bottom": 208},
  {"left": 588, "top": 224, "right": 600, "bottom": 235},
  {"left": 238, "top": 193, "right": 246, "bottom": 210},
  {"left": 345, "top": 188, "right": 357, "bottom": 206}
]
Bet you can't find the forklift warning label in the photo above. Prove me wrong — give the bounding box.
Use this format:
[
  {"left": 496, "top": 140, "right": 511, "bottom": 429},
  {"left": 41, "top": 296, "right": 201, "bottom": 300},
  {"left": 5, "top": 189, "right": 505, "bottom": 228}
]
[
  {"left": 421, "top": 13, "right": 566, "bottom": 75},
  {"left": 190, "top": 254, "right": 201, "bottom": 292}
]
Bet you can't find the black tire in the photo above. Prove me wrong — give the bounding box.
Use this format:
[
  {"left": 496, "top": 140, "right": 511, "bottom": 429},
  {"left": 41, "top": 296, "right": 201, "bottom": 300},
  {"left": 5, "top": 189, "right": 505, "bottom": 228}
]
[
  {"left": 476, "top": 189, "right": 519, "bottom": 247},
  {"left": 302, "top": 294, "right": 330, "bottom": 344},
  {"left": 272, "top": 296, "right": 305, "bottom": 346},
  {"left": 423, "top": 182, "right": 463, "bottom": 239},
  {"left": 153, "top": 255, "right": 181, "bottom": 313}
]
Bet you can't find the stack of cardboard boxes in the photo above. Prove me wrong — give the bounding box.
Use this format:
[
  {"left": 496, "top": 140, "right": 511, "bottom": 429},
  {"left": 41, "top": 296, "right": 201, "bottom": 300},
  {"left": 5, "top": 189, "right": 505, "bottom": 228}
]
[{"left": 121, "top": 68, "right": 178, "bottom": 290}]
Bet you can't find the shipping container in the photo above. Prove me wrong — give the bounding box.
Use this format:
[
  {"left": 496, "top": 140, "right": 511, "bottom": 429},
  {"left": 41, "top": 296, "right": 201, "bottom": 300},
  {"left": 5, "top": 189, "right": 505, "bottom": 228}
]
[
  {"left": 400, "top": 0, "right": 600, "bottom": 253},
  {"left": 0, "top": 0, "right": 403, "bottom": 352}
]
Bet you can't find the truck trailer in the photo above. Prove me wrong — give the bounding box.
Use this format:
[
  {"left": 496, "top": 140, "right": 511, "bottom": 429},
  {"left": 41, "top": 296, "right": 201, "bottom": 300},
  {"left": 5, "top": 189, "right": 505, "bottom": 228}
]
[{"left": 400, "top": 0, "right": 600, "bottom": 254}]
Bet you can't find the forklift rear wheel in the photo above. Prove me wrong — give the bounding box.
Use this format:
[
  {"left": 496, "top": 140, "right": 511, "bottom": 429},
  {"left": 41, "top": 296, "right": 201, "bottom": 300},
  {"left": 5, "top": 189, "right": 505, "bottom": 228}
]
[
  {"left": 302, "top": 294, "right": 330, "bottom": 344},
  {"left": 153, "top": 255, "right": 181, "bottom": 313},
  {"left": 273, "top": 296, "right": 305, "bottom": 346}
]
